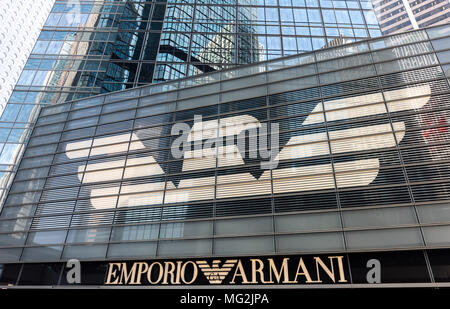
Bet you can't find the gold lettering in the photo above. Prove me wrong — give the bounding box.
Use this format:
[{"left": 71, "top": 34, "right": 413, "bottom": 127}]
[
  {"left": 119, "top": 263, "right": 138, "bottom": 284},
  {"left": 105, "top": 263, "right": 121, "bottom": 285},
  {"left": 294, "top": 258, "right": 314, "bottom": 283},
  {"left": 176, "top": 261, "right": 183, "bottom": 284},
  {"left": 250, "top": 259, "right": 270, "bottom": 284},
  {"left": 147, "top": 262, "right": 164, "bottom": 284},
  {"left": 181, "top": 261, "right": 198, "bottom": 285},
  {"left": 331, "top": 256, "right": 348, "bottom": 283},
  {"left": 268, "top": 258, "right": 296, "bottom": 284},
  {"left": 135, "top": 262, "right": 149, "bottom": 284},
  {"left": 312, "top": 257, "right": 336, "bottom": 283},
  {"left": 163, "top": 261, "right": 176, "bottom": 284},
  {"left": 107, "top": 255, "right": 347, "bottom": 285},
  {"left": 230, "top": 260, "right": 249, "bottom": 284}
]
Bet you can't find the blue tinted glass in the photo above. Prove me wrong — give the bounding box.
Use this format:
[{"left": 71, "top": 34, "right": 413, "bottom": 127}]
[
  {"left": 306, "top": 0, "right": 319, "bottom": 7},
  {"left": 347, "top": 1, "right": 359, "bottom": 8},
  {"left": 363, "top": 10, "right": 378, "bottom": 25},
  {"left": 296, "top": 26, "right": 311, "bottom": 35},
  {"left": 311, "top": 27, "right": 324, "bottom": 35},
  {"left": 369, "top": 29, "right": 382, "bottom": 37},
  {"left": 334, "top": 1, "right": 347, "bottom": 8},
  {"left": 293, "top": 9, "right": 308, "bottom": 23},
  {"left": 340, "top": 27, "right": 355, "bottom": 37},
  {"left": 354, "top": 28, "right": 368, "bottom": 37},
  {"left": 279, "top": 0, "right": 292, "bottom": 5},
  {"left": 0, "top": 105, "right": 21, "bottom": 122},
  {"left": 437, "top": 50, "right": 450, "bottom": 64},
  {"left": 282, "top": 26, "right": 295, "bottom": 35},
  {"left": 0, "top": 144, "right": 20, "bottom": 165},
  {"left": 0, "top": 129, "right": 11, "bottom": 142},
  {"left": 349, "top": 10, "right": 364, "bottom": 24},
  {"left": 8, "top": 92, "right": 27, "bottom": 104},
  {"left": 267, "top": 26, "right": 280, "bottom": 34},
  {"left": 267, "top": 36, "right": 282, "bottom": 49},
  {"left": 320, "top": 0, "right": 333, "bottom": 7},
  {"left": 322, "top": 9, "right": 337, "bottom": 23},
  {"left": 24, "top": 92, "right": 40, "bottom": 104},
  {"left": 336, "top": 9, "right": 351, "bottom": 23},
  {"left": 427, "top": 24, "right": 450, "bottom": 39},
  {"left": 16, "top": 105, "right": 37, "bottom": 123},
  {"left": 326, "top": 27, "right": 339, "bottom": 36},
  {"left": 17, "top": 71, "right": 36, "bottom": 85},
  {"left": 298, "top": 37, "right": 313, "bottom": 50},
  {"left": 24, "top": 59, "right": 41, "bottom": 70},
  {"left": 32, "top": 41, "right": 49, "bottom": 54},
  {"left": 312, "top": 37, "right": 326, "bottom": 49},
  {"left": 47, "top": 41, "right": 63, "bottom": 54},
  {"left": 283, "top": 37, "right": 297, "bottom": 50},
  {"left": 39, "top": 60, "right": 56, "bottom": 70},
  {"left": 31, "top": 71, "right": 50, "bottom": 86},
  {"left": 80, "top": 4, "right": 93, "bottom": 13},
  {"left": 360, "top": 0, "right": 373, "bottom": 9},
  {"left": 38, "top": 31, "right": 53, "bottom": 40},
  {"left": 52, "top": 31, "right": 70, "bottom": 40},
  {"left": 265, "top": 8, "right": 279, "bottom": 21},
  {"left": 45, "top": 13, "right": 62, "bottom": 26},
  {"left": 441, "top": 64, "right": 450, "bottom": 78},
  {"left": 265, "top": 0, "right": 278, "bottom": 5},
  {"left": 307, "top": 9, "right": 322, "bottom": 23},
  {"left": 431, "top": 37, "right": 450, "bottom": 52},
  {"left": 7, "top": 129, "right": 25, "bottom": 143},
  {"left": 280, "top": 8, "right": 294, "bottom": 22}
]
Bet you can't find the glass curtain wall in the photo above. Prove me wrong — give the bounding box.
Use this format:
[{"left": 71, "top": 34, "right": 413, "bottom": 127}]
[
  {"left": 154, "top": 0, "right": 382, "bottom": 82},
  {"left": 0, "top": 25, "right": 448, "bottom": 262},
  {"left": 0, "top": 0, "right": 382, "bottom": 212},
  {"left": 0, "top": 0, "right": 161, "bottom": 210}
]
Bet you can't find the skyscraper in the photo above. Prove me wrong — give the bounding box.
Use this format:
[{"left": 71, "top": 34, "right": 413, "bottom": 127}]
[
  {"left": 372, "top": 0, "right": 449, "bottom": 35},
  {"left": 2, "top": 0, "right": 450, "bottom": 289},
  {"left": 0, "top": 1, "right": 56, "bottom": 204},
  {"left": 0, "top": 24, "right": 449, "bottom": 287},
  {"left": 0, "top": 0, "right": 384, "bottom": 211},
  {"left": 0, "top": 0, "right": 55, "bottom": 113}
]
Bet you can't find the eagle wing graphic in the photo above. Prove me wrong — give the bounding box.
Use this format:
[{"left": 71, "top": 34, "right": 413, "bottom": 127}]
[{"left": 65, "top": 85, "right": 430, "bottom": 209}]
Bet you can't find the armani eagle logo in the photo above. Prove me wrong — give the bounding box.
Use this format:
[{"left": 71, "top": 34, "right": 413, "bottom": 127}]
[
  {"left": 196, "top": 260, "right": 238, "bottom": 284},
  {"left": 65, "top": 85, "right": 431, "bottom": 209}
]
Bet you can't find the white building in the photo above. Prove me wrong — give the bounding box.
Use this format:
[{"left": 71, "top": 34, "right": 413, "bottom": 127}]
[{"left": 0, "top": 0, "right": 55, "bottom": 116}]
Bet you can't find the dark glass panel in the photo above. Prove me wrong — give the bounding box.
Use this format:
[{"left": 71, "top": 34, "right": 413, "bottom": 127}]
[
  {"left": 339, "top": 186, "right": 411, "bottom": 208},
  {"left": 274, "top": 192, "right": 337, "bottom": 212},
  {"left": 428, "top": 249, "right": 450, "bottom": 282},
  {"left": 18, "top": 263, "right": 62, "bottom": 285},
  {"left": 0, "top": 264, "right": 21, "bottom": 286},
  {"left": 216, "top": 197, "right": 272, "bottom": 217}
]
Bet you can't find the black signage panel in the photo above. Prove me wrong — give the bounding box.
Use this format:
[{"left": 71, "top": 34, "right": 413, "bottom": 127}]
[
  {"left": 0, "top": 264, "right": 21, "bottom": 286},
  {"left": 104, "top": 254, "right": 350, "bottom": 286},
  {"left": 426, "top": 249, "right": 450, "bottom": 283},
  {"left": 348, "top": 250, "right": 430, "bottom": 283},
  {"left": 3, "top": 249, "right": 450, "bottom": 286}
]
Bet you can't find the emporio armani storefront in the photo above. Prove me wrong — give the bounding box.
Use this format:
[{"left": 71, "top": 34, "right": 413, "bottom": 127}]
[{"left": 1, "top": 25, "right": 450, "bottom": 288}]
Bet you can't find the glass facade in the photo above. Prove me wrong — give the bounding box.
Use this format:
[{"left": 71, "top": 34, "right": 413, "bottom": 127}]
[
  {"left": 0, "top": 26, "right": 449, "bottom": 270},
  {"left": 0, "top": 0, "right": 383, "bottom": 210},
  {"left": 372, "top": 0, "right": 450, "bottom": 35},
  {"left": 154, "top": 0, "right": 383, "bottom": 82}
]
